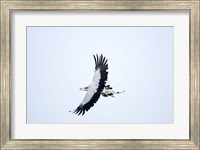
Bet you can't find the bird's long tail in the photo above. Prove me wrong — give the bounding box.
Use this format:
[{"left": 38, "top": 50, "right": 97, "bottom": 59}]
[{"left": 115, "top": 90, "right": 125, "bottom": 94}]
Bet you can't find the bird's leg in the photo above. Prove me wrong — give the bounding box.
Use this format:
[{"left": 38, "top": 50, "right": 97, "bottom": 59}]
[
  {"left": 108, "top": 93, "right": 115, "bottom": 98},
  {"left": 115, "top": 90, "right": 125, "bottom": 94}
]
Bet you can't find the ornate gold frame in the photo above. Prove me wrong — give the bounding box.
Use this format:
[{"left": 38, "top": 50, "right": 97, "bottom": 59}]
[{"left": 1, "top": 0, "right": 199, "bottom": 149}]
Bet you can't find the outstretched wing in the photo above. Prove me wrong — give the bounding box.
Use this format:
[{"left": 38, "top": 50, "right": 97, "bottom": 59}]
[{"left": 73, "top": 54, "right": 108, "bottom": 115}]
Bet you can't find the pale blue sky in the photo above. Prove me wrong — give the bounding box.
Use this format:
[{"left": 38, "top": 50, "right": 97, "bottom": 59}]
[{"left": 27, "top": 26, "right": 174, "bottom": 124}]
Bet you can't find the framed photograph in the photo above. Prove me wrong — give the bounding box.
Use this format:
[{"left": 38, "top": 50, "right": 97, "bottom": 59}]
[{"left": 1, "top": 0, "right": 199, "bottom": 149}]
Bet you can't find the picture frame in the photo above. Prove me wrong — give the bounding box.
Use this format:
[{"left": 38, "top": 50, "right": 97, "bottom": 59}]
[{"left": 0, "top": 0, "right": 199, "bottom": 149}]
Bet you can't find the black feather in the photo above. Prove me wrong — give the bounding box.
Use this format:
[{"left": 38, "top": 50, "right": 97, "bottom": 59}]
[
  {"left": 96, "top": 54, "right": 98, "bottom": 66},
  {"left": 93, "top": 55, "right": 97, "bottom": 65}
]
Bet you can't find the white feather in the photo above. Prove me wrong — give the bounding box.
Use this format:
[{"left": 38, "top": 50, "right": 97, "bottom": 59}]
[{"left": 80, "top": 69, "right": 101, "bottom": 105}]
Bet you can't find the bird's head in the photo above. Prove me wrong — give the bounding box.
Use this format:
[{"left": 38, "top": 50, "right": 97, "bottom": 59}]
[{"left": 79, "top": 87, "right": 88, "bottom": 91}]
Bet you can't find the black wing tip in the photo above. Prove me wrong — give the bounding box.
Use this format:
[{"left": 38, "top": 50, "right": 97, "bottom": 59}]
[
  {"left": 93, "top": 53, "right": 108, "bottom": 68},
  {"left": 73, "top": 106, "right": 86, "bottom": 116}
]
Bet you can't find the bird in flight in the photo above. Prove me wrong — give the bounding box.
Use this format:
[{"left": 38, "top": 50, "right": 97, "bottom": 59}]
[{"left": 72, "top": 54, "right": 125, "bottom": 116}]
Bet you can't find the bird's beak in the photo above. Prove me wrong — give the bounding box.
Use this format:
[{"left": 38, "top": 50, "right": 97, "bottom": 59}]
[{"left": 79, "top": 88, "right": 83, "bottom": 91}]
